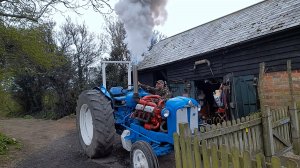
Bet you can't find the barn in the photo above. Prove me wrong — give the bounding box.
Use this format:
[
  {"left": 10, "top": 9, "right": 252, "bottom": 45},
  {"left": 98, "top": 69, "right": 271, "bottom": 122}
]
[{"left": 137, "top": 0, "right": 300, "bottom": 119}]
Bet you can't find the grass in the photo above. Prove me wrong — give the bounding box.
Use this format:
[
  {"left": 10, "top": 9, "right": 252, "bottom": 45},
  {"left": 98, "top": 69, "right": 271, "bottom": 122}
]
[
  {"left": 0, "top": 132, "right": 21, "bottom": 155},
  {"left": 23, "top": 115, "right": 34, "bottom": 119}
]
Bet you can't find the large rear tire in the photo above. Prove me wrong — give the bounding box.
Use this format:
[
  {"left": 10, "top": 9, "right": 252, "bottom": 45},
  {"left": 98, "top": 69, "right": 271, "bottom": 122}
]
[{"left": 76, "top": 89, "right": 115, "bottom": 158}]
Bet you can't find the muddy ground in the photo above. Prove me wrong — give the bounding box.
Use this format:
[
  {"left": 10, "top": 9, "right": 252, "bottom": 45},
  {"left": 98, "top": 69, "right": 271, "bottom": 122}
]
[{"left": 0, "top": 117, "right": 175, "bottom": 168}]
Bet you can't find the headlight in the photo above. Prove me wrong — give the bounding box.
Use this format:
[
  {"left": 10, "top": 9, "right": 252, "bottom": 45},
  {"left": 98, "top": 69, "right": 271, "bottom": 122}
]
[{"left": 162, "top": 109, "right": 170, "bottom": 118}]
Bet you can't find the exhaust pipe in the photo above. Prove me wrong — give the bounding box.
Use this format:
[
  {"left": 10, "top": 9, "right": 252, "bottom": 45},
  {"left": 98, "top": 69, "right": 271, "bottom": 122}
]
[{"left": 132, "top": 65, "right": 139, "bottom": 101}]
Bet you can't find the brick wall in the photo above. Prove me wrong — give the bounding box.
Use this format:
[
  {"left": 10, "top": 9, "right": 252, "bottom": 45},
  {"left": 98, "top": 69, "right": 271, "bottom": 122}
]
[{"left": 261, "top": 70, "right": 300, "bottom": 108}]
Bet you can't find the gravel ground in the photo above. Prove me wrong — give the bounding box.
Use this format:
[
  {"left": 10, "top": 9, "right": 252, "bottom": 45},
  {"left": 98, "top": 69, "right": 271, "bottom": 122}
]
[
  {"left": 0, "top": 118, "right": 175, "bottom": 168},
  {"left": 16, "top": 131, "right": 128, "bottom": 168},
  {"left": 16, "top": 131, "right": 175, "bottom": 168}
]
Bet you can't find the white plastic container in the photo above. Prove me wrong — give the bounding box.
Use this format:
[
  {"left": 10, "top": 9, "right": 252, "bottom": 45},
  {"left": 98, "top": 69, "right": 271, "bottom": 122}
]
[{"left": 121, "top": 130, "right": 132, "bottom": 151}]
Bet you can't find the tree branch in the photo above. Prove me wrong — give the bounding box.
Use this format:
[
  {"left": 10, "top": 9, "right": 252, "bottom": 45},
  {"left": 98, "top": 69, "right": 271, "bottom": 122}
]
[
  {"left": 0, "top": 11, "right": 38, "bottom": 22},
  {"left": 36, "top": 0, "right": 55, "bottom": 19},
  {"left": 90, "top": 0, "right": 113, "bottom": 14},
  {"left": 0, "top": 0, "right": 112, "bottom": 23}
]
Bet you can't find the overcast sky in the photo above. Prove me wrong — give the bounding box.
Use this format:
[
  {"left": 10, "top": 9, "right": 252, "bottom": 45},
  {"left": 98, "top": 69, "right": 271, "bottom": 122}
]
[{"left": 52, "top": 0, "right": 263, "bottom": 37}]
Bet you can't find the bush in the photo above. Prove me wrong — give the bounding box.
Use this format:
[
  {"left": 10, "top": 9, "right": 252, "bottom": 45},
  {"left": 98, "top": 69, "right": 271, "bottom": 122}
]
[
  {"left": 0, "top": 133, "right": 19, "bottom": 155},
  {"left": 0, "top": 90, "right": 22, "bottom": 117},
  {"left": 23, "top": 115, "right": 34, "bottom": 119}
]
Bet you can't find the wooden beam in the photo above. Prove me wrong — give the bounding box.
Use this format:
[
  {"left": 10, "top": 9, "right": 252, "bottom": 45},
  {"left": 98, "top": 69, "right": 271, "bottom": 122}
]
[
  {"left": 273, "top": 130, "right": 292, "bottom": 147},
  {"left": 274, "top": 146, "right": 293, "bottom": 157},
  {"left": 272, "top": 117, "right": 290, "bottom": 128},
  {"left": 198, "top": 118, "right": 262, "bottom": 140}
]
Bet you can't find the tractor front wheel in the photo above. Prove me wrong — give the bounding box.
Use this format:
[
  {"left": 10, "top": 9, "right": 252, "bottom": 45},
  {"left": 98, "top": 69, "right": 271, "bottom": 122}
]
[
  {"left": 130, "top": 141, "right": 159, "bottom": 168},
  {"left": 76, "top": 90, "right": 115, "bottom": 158}
]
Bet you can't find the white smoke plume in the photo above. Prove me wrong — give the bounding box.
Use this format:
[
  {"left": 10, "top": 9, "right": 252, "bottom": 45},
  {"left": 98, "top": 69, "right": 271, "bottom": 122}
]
[{"left": 115, "top": 0, "right": 168, "bottom": 65}]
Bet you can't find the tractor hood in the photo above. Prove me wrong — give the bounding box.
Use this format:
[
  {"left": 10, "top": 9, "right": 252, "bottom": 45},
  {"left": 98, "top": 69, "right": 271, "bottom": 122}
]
[
  {"left": 164, "top": 96, "right": 199, "bottom": 137},
  {"left": 165, "top": 96, "right": 198, "bottom": 111}
]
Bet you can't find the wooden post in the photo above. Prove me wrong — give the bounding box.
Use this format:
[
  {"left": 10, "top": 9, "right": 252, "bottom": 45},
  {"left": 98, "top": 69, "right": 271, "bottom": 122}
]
[
  {"left": 243, "top": 151, "right": 251, "bottom": 168},
  {"left": 202, "top": 140, "right": 210, "bottom": 168},
  {"left": 173, "top": 133, "right": 182, "bottom": 168},
  {"left": 221, "top": 145, "right": 229, "bottom": 168},
  {"left": 211, "top": 143, "right": 219, "bottom": 168},
  {"left": 232, "top": 147, "right": 240, "bottom": 168},
  {"left": 179, "top": 124, "right": 187, "bottom": 168},
  {"left": 255, "top": 153, "right": 267, "bottom": 168},
  {"left": 287, "top": 60, "right": 300, "bottom": 137},
  {"left": 185, "top": 129, "right": 194, "bottom": 168},
  {"left": 289, "top": 101, "right": 300, "bottom": 155},
  {"left": 178, "top": 123, "right": 194, "bottom": 168},
  {"left": 287, "top": 60, "right": 294, "bottom": 104},
  {"left": 287, "top": 159, "right": 298, "bottom": 168},
  {"left": 271, "top": 156, "right": 281, "bottom": 168},
  {"left": 287, "top": 60, "right": 295, "bottom": 103},
  {"left": 193, "top": 131, "right": 201, "bottom": 168},
  {"left": 258, "top": 62, "right": 265, "bottom": 110},
  {"left": 261, "top": 106, "right": 275, "bottom": 161}
]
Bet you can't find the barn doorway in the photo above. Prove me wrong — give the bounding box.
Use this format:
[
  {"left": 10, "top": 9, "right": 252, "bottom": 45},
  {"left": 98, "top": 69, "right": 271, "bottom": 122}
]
[{"left": 193, "top": 74, "right": 258, "bottom": 123}]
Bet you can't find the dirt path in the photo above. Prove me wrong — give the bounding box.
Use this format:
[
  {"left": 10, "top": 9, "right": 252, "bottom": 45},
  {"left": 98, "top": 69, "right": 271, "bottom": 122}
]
[
  {"left": 0, "top": 117, "right": 175, "bottom": 168},
  {"left": 0, "top": 117, "right": 76, "bottom": 168}
]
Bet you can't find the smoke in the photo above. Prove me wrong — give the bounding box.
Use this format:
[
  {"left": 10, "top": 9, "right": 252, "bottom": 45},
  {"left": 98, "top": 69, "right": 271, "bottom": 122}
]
[{"left": 115, "top": 0, "right": 168, "bottom": 65}]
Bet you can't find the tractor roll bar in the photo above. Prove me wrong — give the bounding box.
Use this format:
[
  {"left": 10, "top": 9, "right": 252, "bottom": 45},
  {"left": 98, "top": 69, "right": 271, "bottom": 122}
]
[{"left": 101, "top": 61, "right": 132, "bottom": 89}]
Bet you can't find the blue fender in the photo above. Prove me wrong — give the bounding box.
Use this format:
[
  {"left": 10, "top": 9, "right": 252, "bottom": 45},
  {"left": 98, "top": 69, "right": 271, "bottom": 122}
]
[{"left": 93, "top": 85, "right": 113, "bottom": 103}]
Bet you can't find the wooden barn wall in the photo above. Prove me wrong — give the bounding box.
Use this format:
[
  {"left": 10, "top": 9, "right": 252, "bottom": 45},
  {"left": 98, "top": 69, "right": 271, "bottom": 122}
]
[
  {"left": 138, "top": 27, "right": 300, "bottom": 84},
  {"left": 138, "top": 71, "right": 154, "bottom": 86}
]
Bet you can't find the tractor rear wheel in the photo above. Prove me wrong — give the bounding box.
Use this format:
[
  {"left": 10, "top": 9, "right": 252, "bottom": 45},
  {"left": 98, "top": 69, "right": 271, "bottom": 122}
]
[{"left": 76, "top": 89, "right": 115, "bottom": 158}]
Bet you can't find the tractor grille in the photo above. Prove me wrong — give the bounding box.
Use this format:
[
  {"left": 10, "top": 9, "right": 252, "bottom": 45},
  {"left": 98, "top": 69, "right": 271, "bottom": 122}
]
[{"left": 176, "top": 107, "right": 198, "bottom": 134}]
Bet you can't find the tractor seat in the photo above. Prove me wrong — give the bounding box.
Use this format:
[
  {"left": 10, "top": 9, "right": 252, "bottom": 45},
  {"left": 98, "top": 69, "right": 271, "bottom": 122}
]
[
  {"left": 110, "top": 87, "right": 127, "bottom": 106},
  {"left": 110, "top": 87, "right": 126, "bottom": 97},
  {"left": 114, "top": 96, "right": 126, "bottom": 101}
]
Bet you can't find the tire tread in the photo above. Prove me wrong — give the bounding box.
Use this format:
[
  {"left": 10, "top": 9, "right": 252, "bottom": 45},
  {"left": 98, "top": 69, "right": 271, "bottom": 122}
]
[{"left": 76, "top": 89, "right": 115, "bottom": 158}]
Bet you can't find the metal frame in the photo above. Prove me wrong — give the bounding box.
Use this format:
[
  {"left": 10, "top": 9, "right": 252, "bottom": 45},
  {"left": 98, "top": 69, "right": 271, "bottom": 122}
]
[{"left": 101, "top": 61, "right": 132, "bottom": 89}]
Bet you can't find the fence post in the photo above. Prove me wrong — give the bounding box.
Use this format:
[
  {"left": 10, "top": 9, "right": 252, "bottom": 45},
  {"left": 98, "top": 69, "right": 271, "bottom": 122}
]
[
  {"left": 258, "top": 62, "right": 265, "bottom": 109},
  {"left": 287, "top": 60, "right": 300, "bottom": 140},
  {"left": 287, "top": 60, "right": 294, "bottom": 104},
  {"left": 179, "top": 123, "right": 188, "bottom": 168},
  {"left": 173, "top": 132, "right": 182, "bottom": 168},
  {"left": 289, "top": 101, "right": 300, "bottom": 155},
  {"left": 179, "top": 123, "right": 194, "bottom": 168},
  {"left": 261, "top": 105, "right": 275, "bottom": 161}
]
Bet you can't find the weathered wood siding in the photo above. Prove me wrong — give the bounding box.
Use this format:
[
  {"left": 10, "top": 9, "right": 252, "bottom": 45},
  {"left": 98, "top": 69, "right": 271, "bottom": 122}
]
[
  {"left": 139, "top": 26, "right": 300, "bottom": 83},
  {"left": 138, "top": 71, "right": 154, "bottom": 86}
]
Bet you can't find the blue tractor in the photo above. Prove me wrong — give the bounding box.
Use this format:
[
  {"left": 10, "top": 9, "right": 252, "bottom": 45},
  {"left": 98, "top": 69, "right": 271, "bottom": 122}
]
[{"left": 76, "top": 62, "right": 200, "bottom": 168}]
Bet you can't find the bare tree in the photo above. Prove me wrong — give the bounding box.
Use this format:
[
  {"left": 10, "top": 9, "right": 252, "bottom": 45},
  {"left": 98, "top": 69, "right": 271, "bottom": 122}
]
[
  {"left": 57, "top": 18, "right": 105, "bottom": 91},
  {"left": 148, "top": 30, "right": 167, "bottom": 51},
  {"left": 0, "top": 0, "right": 112, "bottom": 23}
]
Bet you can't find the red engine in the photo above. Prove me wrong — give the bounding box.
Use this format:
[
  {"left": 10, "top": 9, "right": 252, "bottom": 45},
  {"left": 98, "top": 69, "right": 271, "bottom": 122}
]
[{"left": 132, "top": 95, "right": 165, "bottom": 131}]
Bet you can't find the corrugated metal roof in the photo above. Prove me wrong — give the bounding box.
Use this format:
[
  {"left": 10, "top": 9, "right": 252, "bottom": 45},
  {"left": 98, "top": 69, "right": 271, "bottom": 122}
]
[{"left": 138, "top": 0, "right": 300, "bottom": 70}]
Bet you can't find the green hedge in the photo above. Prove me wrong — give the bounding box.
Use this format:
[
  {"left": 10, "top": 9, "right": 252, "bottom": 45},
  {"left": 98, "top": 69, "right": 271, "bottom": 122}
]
[{"left": 0, "top": 90, "right": 21, "bottom": 117}]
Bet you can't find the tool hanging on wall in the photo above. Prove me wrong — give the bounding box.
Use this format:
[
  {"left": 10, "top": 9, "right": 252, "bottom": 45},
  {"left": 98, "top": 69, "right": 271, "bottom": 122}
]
[{"left": 193, "top": 59, "right": 214, "bottom": 77}]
